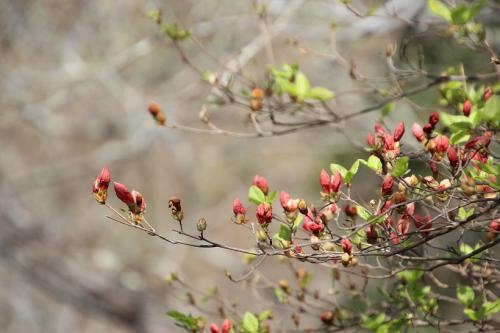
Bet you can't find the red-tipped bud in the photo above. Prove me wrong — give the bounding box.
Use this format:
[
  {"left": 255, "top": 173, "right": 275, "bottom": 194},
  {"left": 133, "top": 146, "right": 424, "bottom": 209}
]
[
  {"left": 344, "top": 204, "right": 357, "bottom": 218},
  {"left": 366, "top": 225, "right": 378, "bottom": 243},
  {"left": 393, "top": 122, "right": 405, "bottom": 142},
  {"left": 221, "top": 319, "right": 232, "bottom": 333},
  {"left": 374, "top": 123, "right": 385, "bottom": 135},
  {"left": 412, "top": 123, "right": 425, "bottom": 142},
  {"left": 367, "top": 132, "right": 375, "bottom": 147},
  {"left": 331, "top": 171, "right": 342, "bottom": 193},
  {"left": 92, "top": 167, "right": 111, "bottom": 204},
  {"left": 320, "top": 169, "right": 331, "bottom": 193},
  {"left": 303, "top": 213, "right": 324, "bottom": 233},
  {"left": 447, "top": 146, "right": 459, "bottom": 169},
  {"left": 280, "top": 191, "right": 298, "bottom": 212},
  {"left": 256, "top": 203, "right": 273, "bottom": 225},
  {"left": 210, "top": 323, "right": 220, "bottom": 333},
  {"left": 232, "top": 198, "right": 247, "bottom": 215},
  {"left": 488, "top": 219, "right": 500, "bottom": 241},
  {"left": 341, "top": 238, "right": 352, "bottom": 254},
  {"left": 383, "top": 133, "right": 395, "bottom": 151},
  {"left": 320, "top": 310, "right": 334, "bottom": 325},
  {"left": 423, "top": 123, "right": 433, "bottom": 134},
  {"left": 483, "top": 87, "right": 493, "bottom": 101},
  {"left": 381, "top": 175, "right": 394, "bottom": 196},
  {"left": 253, "top": 175, "right": 269, "bottom": 195},
  {"left": 463, "top": 100, "right": 472, "bottom": 117},
  {"left": 114, "top": 182, "right": 135, "bottom": 207},
  {"left": 434, "top": 135, "right": 449, "bottom": 153},
  {"left": 429, "top": 112, "right": 439, "bottom": 126}
]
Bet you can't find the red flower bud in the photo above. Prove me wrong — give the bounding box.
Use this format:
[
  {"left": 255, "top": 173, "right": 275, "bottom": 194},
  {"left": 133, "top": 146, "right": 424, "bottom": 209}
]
[
  {"left": 422, "top": 123, "right": 433, "bottom": 134},
  {"left": 483, "top": 87, "right": 493, "bottom": 101},
  {"left": 434, "top": 135, "right": 449, "bottom": 153},
  {"left": 341, "top": 238, "right": 352, "bottom": 254},
  {"left": 114, "top": 182, "right": 135, "bottom": 207},
  {"left": 374, "top": 123, "right": 385, "bottom": 135},
  {"left": 303, "top": 213, "right": 324, "bottom": 233},
  {"left": 320, "top": 169, "right": 331, "bottom": 193},
  {"left": 383, "top": 133, "right": 395, "bottom": 151},
  {"left": 280, "top": 191, "right": 297, "bottom": 212},
  {"left": 232, "top": 198, "right": 247, "bottom": 215},
  {"left": 344, "top": 204, "right": 357, "bottom": 218},
  {"left": 256, "top": 203, "right": 273, "bottom": 225},
  {"left": 331, "top": 171, "right": 342, "bottom": 193},
  {"left": 320, "top": 310, "right": 334, "bottom": 325},
  {"left": 210, "top": 323, "right": 220, "bottom": 333},
  {"left": 292, "top": 240, "right": 304, "bottom": 255},
  {"left": 393, "top": 122, "right": 405, "bottom": 142},
  {"left": 488, "top": 219, "right": 500, "bottom": 240},
  {"left": 429, "top": 112, "right": 439, "bottom": 126},
  {"left": 367, "top": 132, "right": 375, "bottom": 147},
  {"left": 253, "top": 175, "right": 269, "bottom": 195},
  {"left": 412, "top": 123, "right": 425, "bottom": 142},
  {"left": 381, "top": 175, "right": 394, "bottom": 196},
  {"left": 221, "top": 319, "right": 232, "bottom": 333},
  {"left": 463, "top": 100, "right": 472, "bottom": 117},
  {"left": 92, "top": 167, "right": 111, "bottom": 204},
  {"left": 428, "top": 159, "right": 438, "bottom": 175},
  {"left": 365, "top": 224, "right": 378, "bottom": 243},
  {"left": 447, "top": 146, "right": 459, "bottom": 169},
  {"left": 380, "top": 200, "right": 392, "bottom": 214}
]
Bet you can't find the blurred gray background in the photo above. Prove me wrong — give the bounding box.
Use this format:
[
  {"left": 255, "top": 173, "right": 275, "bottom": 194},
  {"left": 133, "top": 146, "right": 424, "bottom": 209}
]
[{"left": 1, "top": 0, "right": 498, "bottom": 332}]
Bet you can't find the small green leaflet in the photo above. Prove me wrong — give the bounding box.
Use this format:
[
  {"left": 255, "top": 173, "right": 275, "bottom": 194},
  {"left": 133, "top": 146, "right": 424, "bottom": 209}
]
[{"left": 248, "top": 185, "right": 266, "bottom": 204}]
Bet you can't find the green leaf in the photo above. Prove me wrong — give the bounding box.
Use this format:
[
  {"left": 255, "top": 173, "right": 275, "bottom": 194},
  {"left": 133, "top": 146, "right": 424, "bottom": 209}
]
[
  {"left": 450, "top": 4, "right": 469, "bottom": 25},
  {"left": 294, "top": 72, "right": 310, "bottom": 100},
  {"left": 258, "top": 309, "right": 273, "bottom": 321},
  {"left": 440, "top": 112, "right": 471, "bottom": 128},
  {"left": 397, "top": 270, "right": 424, "bottom": 284},
  {"left": 457, "top": 284, "right": 475, "bottom": 306},
  {"left": 428, "top": 0, "right": 452, "bottom": 22},
  {"left": 242, "top": 312, "right": 259, "bottom": 333},
  {"left": 392, "top": 156, "right": 409, "bottom": 177},
  {"left": 381, "top": 101, "right": 395, "bottom": 117},
  {"left": 482, "top": 299, "right": 500, "bottom": 317},
  {"left": 450, "top": 130, "right": 471, "bottom": 145},
  {"left": 307, "top": 86, "right": 334, "bottom": 101},
  {"left": 464, "top": 308, "right": 478, "bottom": 321},
  {"left": 330, "top": 163, "right": 348, "bottom": 179},
  {"left": 266, "top": 190, "right": 277, "bottom": 204},
  {"left": 366, "top": 155, "right": 383, "bottom": 174},
  {"left": 278, "top": 224, "right": 292, "bottom": 242},
  {"left": 166, "top": 310, "right": 200, "bottom": 331},
  {"left": 457, "top": 207, "right": 474, "bottom": 221},
  {"left": 356, "top": 205, "right": 372, "bottom": 221},
  {"left": 292, "top": 213, "right": 304, "bottom": 232},
  {"left": 248, "top": 185, "right": 266, "bottom": 205},
  {"left": 361, "top": 313, "right": 386, "bottom": 330},
  {"left": 273, "top": 287, "right": 286, "bottom": 304},
  {"left": 482, "top": 95, "right": 500, "bottom": 123}
]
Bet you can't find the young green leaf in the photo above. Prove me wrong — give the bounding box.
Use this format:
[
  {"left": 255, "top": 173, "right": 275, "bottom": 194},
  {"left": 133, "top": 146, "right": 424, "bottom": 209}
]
[
  {"left": 307, "top": 86, "right": 334, "bottom": 101},
  {"left": 242, "top": 312, "right": 259, "bottom": 333},
  {"left": 428, "top": 0, "right": 452, "bottom": 22},
  {"left": 457, "top": 284, "right": 475, "bottom": 307},
  {"left": 393, "top": 156, "right": 409, "bottom": 177},
  {"left": 248, "top": 185, "right": 266, "bottom": 205}
]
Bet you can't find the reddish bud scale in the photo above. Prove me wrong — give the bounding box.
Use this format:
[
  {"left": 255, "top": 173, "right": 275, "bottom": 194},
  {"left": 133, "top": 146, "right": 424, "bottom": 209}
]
[
  {"left": 422, "top": 123, "right": 433, "bottom": 134},
  {"left": 429, "top": 112, "right": 439, "bottom": 126},
  {"left": 381, "top": 175, "right": 394, "bottom": 197},
  {"left": 447, "top": 146, "right": 459, "bottom": 169},
  {"left": 253, "top": 175, "right": 269, "bottom": 195},
  {"left": 221, "top": 319, "right": 232, "bottom": 333},
  {"left": 114, "top": 182, "right": 135, "bottom": 207},
  {"left": 396, "top": 217, "right": 410, "bottom": 237},
  {"left": 210, "top": 323, "right": 220, "bottom": 333},
  {"left": 341, "top": 238, "right": 352, "bottom": 254},
  {"left": 374, "top": 123, "right": 385, "bottom": 135},
  {"left": 463, "top": 100, "right": 472, "bottom": 117},
  {"left": 367, "top": 132, "right": 375, "bottom": 147},
  {"left": 434, "top": 135, "right": 449, "bottom": 154},
  {"left": 232, "top": 198, "right": 247, "bottom": 215},
  {"left": 413, "top": 214, "right": 432, "bottom": 235},
  {"left": 92, "top": 167, "right": 111, "bottom": 204},
  {"left": 483, "top": 87, "right": 493, "bottom": 101},
  {"left": 488, "top": 220, "right": 500, "bottom": 240},
  {"left": 393, "top": 122, "right": 405, "bottom": 142},
  {"left": 412, "top": 123, "right": 425, "bottom": 142},
  {"left": 428, "top": 159, "right": 438, "bottom": 175}
]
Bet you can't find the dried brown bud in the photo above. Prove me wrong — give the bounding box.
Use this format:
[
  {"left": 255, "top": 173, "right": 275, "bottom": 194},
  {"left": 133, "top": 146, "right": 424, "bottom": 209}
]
[
  {"left": 298, "top": 199, "right": 308, "bottom": 215},
  {"left": 148, "top": 102, "right": 166, "bottom": 125}
]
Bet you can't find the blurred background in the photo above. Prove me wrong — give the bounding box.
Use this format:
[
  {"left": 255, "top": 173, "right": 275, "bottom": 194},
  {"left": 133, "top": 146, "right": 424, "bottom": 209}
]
[{"left": 0, "top": 0, "right": 498, "bottom": 332}]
